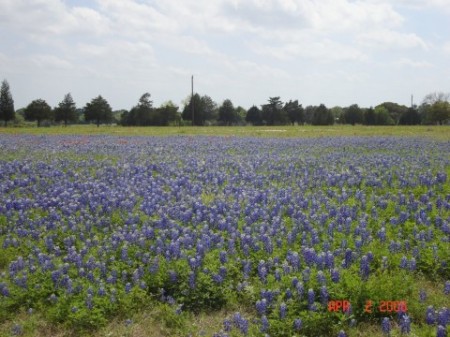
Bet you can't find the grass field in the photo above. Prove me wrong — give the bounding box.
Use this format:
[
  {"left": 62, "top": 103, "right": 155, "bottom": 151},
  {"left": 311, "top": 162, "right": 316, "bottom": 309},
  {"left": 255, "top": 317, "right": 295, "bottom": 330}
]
[
  {"left": 0, "top": 126, "right": 449, "bottom": 337},
  {"left": 0, "top": 124, "right": 449, "bottom": 140}
]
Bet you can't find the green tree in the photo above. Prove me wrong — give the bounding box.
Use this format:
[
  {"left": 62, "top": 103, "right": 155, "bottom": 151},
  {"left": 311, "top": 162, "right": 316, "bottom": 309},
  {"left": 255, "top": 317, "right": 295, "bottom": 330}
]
[
  {"left": 429, "top": 101, "right": 450, "bottom": 125},
  {"left": 54, "top": 93, "right": 78, "bottom": 126},
  {"left": 123, "top": 93, "right": 154, "bottom": 126},
  {"left": 24, "top": 99, "right": 53, "bottom": 127},
  {"left": 284, "top": 100, "right": 304, "bottom": 125},
  {"left": 0, "top": 80, "right": 15, "bottom": 126},
  {"left": 304, "top": 106, "right": 316, "bottom": 125},
  {"left": 343, "top": 104, "right": 364, "bottom": 125},
  {"left": 374, "top": 106, "right": 394, "bottom": 125},
  {"left": 399, "top": 107, "right": 421, "bottom": 125},
  {"left": 235, "top": 106, "right": 246, "bottom": 125},
  {"left": 182, "top": 94, "right": 217, "bottom": 126},
  {"left": 156, "top": 101, "right": 179, "bottom": 126},
  {"left": 84, "top": 95, "right": 113, "bottom": 127},
  {"left": 218, "top": 99, "right": 237, "bottom": 126},
  {"left": 261, "top": 96, "right": 286, "bottom": 125},
  {"left": 312, "top": 104, "right": 334, "bottom": 125},
  {"left": 245, "top": 105, "right": 262, "bottom": 125},
  {"left": 364, "top": 107, "right": 376, "bottom": 125},
  {"left": 377, "top": 102, "right": 408, "bottom": 125},
  {"left": 330, "top": 106, "right": 344, "bottom": 124}
]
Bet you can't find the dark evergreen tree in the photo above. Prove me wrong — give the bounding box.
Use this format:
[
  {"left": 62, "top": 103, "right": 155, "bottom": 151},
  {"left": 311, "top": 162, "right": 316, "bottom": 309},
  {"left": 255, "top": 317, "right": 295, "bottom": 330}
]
[
  {"left": 343, "top": 104, "right": 364, "bottom": 125},
  {"left": 84, "top": 95, "right": 113, "bottom": 127},
  {"left": 245, "top": 105, "right": 262, "bottom": 125},
  {"left": 0, "top": 80, "right": 15, "bottom": 126},
  {"left": 311, "top": 104, "right": 334, "bottom": 125},
  {"left": 24, "top": 99, "right": 53, "bottom": 127},
  {"left": 364, "top": 107, "right": 376, "bottom": 125},
  {"left": 54, "top": 93, "right": 78, "bottom": 126},
  {"left": 156, "top": 101, "right": 179, "bottom": 126},
  {"left": 399, "top": 107, "right": 421, "bottom": 125},
  {"left": 261, "top": 96, "right": 286, "bottom": 125},
  {"left": 182, "top": 94, "right": 217, "bottom": 126},
  {"left": 218, "top": 99, "right": 237, "bottom": 125},
  {"left": 284, "top": 100, "right": 304, "bottom": 125}
]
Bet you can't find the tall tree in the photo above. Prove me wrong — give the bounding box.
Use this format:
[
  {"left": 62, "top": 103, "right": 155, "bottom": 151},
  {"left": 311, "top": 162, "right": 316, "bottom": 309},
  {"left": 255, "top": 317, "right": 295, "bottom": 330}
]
[
  {"left": 343, "top": 104, "right": 364, "bottom": 125},
  {"left": 24, "top": 99, "right": 53, "bottom": 127},
  {"left": 311, "top": 104, "right": 334, "bottom": 125},
  {"left": 0, "top": 80, "right": 15, "bottom": 126},
  {"left": 399, "top": 107, "right": 421, "bottom": 125},
  {"left": 84, "top": 95, "right": 113, "bottom": 127},
  {"left": 182, "top": 94, "right": 217, "bottom": 126},
  {"left": 374, "top": 106, "right": 394, "bottom": 125},
  {"left": 377, "top": 102, "right": 408, "bottom": 125},
  {"left": 429, "top": 101, "right": 450, "bottom": 125},
  {"left": 218, "top": 99, "right": 236, "bottom": 126},
  {"left": 364, "top": 107, "right": 376, "bottom": 125},
  {"left": 124, "top": 93, "right": 154, "bottom": 126},
  {"left": 421, "top": 92, "right": 450, "bottom": 125},
  {"left": 284, "top": 100, "right": 304, "bottom": 125},
  {"left": 245, "top": 105, "right": 262, "bottom": 125},
  {"left": 261, "top": 96, "right": 285, "bottom": 125},
  {"left": 54, "top": 93, "right": 78, "bottom": 126},
  {"left": 156, "top": 101, "right": 179, "bottom": 126}
]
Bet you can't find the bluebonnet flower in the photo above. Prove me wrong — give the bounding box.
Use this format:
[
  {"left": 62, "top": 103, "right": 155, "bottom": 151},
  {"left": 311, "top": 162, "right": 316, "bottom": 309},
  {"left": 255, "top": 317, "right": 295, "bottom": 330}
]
[
  {"left": 223, "top": 319, "right": 232, "bottom": 332},
  {"left": 188, "top": 272, "right": 196, "bottom": 289},
  {"left": 293, "top": 318, "right": 302, "bottom": 331},
  {"left": 437, "top": 325, "right": 447, "bottom": 337},
  {"left": 445, "top": 281, "right": 450, "bottom": 295},
  {"left": 426, "top": 306, "right": 435, "bottom": 325},
  {"left": 11, "top": 323, "right": 23, "bottom": 336},
  {"left": 337, "top": 330, "right": 347, "bottom": 337},
  {"left": 256, "top": 299, "right": 268, "bottom": 315},
  {"left": 260, "top": 315, "right": 269, "bottom": 332},
  {"left": 381, "top": 317, "right": 390, "bottom": 335},
  {"left": 308, "top": 288, "right": 315, "bottom": 307},
  {"left": 317, "top": 271, "right": 326, "bottom": 285},
  {"left": 360, "top": 255, "right": 370, "bottom": 280},
  {"left": 331, "top": 268, "right": 340, "bottom": 283},
  {"left": 279, "top": 302, "right": 287, "bottom": 319},
  {"left": 437, "top": 308, "right": 449, "bottom": 326},
  {"left": 320, "top": 286, "right": 329, "bottom": 305},
  {"left": 419, "top": 289, "right": 427, "bottom": 302},
  {"left": 400, "top": 314, "right": 411, "bottom": 334}
]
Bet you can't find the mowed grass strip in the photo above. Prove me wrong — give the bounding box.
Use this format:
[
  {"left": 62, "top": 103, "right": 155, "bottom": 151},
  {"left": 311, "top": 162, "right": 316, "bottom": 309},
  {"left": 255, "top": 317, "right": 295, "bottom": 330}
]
[{"left": 1, "top": 125, "right": 449, "bottom": 140}]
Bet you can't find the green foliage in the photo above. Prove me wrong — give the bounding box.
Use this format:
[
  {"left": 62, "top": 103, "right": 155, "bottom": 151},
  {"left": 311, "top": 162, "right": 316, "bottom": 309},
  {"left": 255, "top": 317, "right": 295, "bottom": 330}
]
[
  {"left": 311, "top": 104, "right": 334, "bottom": 125},
  {"left": 218, "top": 99, "right": 238, "bottom": 126},
  {"left": 0, "top": 79, "right": 15, "bottom": 126},
  {"left": 83, "top": 95, "right": 113, "bottom": 127},
  {"left": 24, "top": 99, "right": 53, "bottom": 127},
  {"left": 343, "top": 104, "right": 364, "bottom": 125},
  {"left": 54, "top": 93, "right": 78, "bottom": 126},
  {"left": 245, "top": 105, "right": 262, "bottom": 125}
]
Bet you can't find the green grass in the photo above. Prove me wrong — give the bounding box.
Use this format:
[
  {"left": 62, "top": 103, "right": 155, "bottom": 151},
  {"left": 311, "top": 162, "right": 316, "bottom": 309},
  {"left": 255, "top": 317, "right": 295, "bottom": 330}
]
[{"left": 1, "top": 124, "right": 449, "bottom": 140}]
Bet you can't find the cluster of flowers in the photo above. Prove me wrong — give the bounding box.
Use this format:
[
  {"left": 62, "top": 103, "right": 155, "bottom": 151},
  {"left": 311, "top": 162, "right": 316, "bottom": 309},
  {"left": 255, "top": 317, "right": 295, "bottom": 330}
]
[{"left": 0, "top": 135, "right": 449, "bottom": 336}]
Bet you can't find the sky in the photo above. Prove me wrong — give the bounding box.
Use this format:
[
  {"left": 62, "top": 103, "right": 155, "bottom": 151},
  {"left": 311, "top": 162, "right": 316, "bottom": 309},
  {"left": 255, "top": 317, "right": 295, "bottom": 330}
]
[{"left": 1, "top": 0, "right": 450, "bottom": 111}]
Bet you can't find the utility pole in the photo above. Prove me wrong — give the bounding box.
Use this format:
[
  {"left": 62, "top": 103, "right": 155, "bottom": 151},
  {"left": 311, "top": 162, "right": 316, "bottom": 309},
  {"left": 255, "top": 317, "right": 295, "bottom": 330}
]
[
  {"left": 191, "top": 75, "right": 194, "bottom": 126},
  {"left": 411, "top": 94, "right": 414, "bottom": 108}
]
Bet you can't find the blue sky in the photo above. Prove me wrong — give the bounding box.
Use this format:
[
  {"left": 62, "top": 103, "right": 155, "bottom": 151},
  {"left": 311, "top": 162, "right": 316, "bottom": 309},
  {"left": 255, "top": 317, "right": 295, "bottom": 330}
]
[{"left": 1, "top": 0, "right": 449, "bottom": 111}]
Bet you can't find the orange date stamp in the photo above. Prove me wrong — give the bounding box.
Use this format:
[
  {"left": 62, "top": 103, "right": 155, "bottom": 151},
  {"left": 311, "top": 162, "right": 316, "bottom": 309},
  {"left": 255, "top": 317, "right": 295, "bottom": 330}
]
[{"left": 328, "top": 300, "right": 408, "bottom": 313}]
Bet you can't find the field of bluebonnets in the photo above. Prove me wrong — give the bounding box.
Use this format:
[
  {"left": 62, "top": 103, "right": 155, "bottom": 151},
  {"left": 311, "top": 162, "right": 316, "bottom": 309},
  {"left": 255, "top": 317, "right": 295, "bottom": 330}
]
[{"left": 0, "top": 134, "right": 449, "bottom": 337}]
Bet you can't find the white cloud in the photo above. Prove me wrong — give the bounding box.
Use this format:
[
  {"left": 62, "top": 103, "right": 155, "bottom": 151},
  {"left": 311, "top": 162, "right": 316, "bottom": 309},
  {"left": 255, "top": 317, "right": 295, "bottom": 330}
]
[
  {"left": 396, "top": 58, "right": 433, "bottom": 68},
  {"left": 358, "top": 30, "right": 428, "bottom": 50},
  {"left": 444, "top": 42, "right": 450, "bottom": 54},
  {"left": 31, "top": 54, "right": 73, "bottom": 69}
]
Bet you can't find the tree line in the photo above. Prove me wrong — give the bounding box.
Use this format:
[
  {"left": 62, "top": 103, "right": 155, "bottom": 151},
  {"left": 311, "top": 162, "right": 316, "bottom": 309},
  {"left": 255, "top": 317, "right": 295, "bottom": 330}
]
[{"left": 1, "top": 79, "right": 449, "bottom": 127}]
